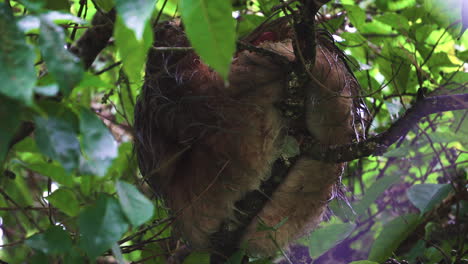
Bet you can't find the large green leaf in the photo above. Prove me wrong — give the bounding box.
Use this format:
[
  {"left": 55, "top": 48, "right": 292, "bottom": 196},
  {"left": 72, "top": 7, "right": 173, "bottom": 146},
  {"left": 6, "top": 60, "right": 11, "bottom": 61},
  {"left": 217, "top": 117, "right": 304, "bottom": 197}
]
[
  {"left": 26, "top": 161, "right": 74, "bottom": 187},
  {"left": 0, "top": 3, "right": 36, "bottom": 105},
  {"left": 18, "top": 12, "right": 85, "bottom": 33},
  {"left": 343, "top": 4, "right": 366, "bottom": 30},
  {"left": 180, "top": 0, "right": 236, "bottom": 79},
  {"left": 375, "top": 13, "right": 410, "bottom": 30},
  {"left": 306, "top": 222, "right": 356, "bottom": 258},
  {"left": 26, "top": 225, "right": 73, "bottom": 255},
  {"left": 183, "top": 252, "right": 211, "bottom": 264},
  {"left": 115, "top": 0, "right": 157, "bottom": 40},
  {"left": 0, "top": 96, "right": 22, "bottom": 163},
  {"left": 94, "top": 0, "right": 115, "bottom": 12},
  {"left": 368, "top": 214, "right": 421, "bottom": 263},
  {"left": 407, "top": 184, "right": 452, "bottom": 214},
  {"left": 47, "top": 188, "right": 80, "bottom": 217},
  {"left": 353, "top": 174, "right": 401, "bottom": 216},
  {"left": 34, "top": 103, "right": 81, "bottom": 173},
  {"left": 78, "top": 194, "right": 129, "bottom": 258},
  {"left": 79, "top": 107, "right": 118, "bottom": 177},
  {"left": 116, "top": 181, "right": 154, "bottom": 227},
  {"left": 114, "top": 16, "right": 153, "bottom": 84},
  {"left": 39, "top": 17, "right": 83, "bottom": 96}
]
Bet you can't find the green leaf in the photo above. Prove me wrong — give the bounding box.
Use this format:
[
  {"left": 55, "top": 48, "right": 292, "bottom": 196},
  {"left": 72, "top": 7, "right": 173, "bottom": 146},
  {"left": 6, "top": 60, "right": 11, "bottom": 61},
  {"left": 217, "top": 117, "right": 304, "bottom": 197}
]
[
  {"left": 0, "top": 96, "right": 22, "bottom": 163},
  {"left": 78, "top": 194, "right": 129, "bottom": 258},
  {"left": 180, "top": 0, "right": 236, "bottom": 79},
  {"left": 116, "top": 181, "right": 154, "bottom": 227},
  {"left": 18, "top": 12, "right": 85, "bottom": 33},
  {"left": 343, "top": 4, "right": 366, "bottom": 30},
  {"left": 282, "top": 136, "right": 300, "bottom": 158},
  {"left": 349, "top": 261, "right": 379, "bottom": 264},
  {"left": 39, "top": 16, "right": 83, "bottom": 96},
  {"left": 114, "top": 16, "right": 153, "bottom": 83},
  {"left": 26, "top": 225, "right": 72, "bottom": 255},
  {"left": 375, "top": 13, "right": 410, "bottom": 30},
  {"left": 0, "top": 3, "right": 36, "bottom": 105},
  {"left": 225, "top": 249, "right": 245, "bottom": 264},
  {"left": 111, "top": 243, "right": 125, "bottom": 264},
  {"left": 115, "top": 0, "right": 156, "bottom": 40},
  {"left": 328, "top": 199, "right": 356, "bottom": 222},
  {"left": 353, "top": 174, "right": 400, "bottom": 216},
  {"left": 237, "top": 14, "right": 265, "bottom": 38},
  {"left": 407, "top": 184, "right": 452, "bottom": 214},
  {"left": 44, "top": 0, "right": 70, "bottom": 10},
  {"left": 26, "top": 161, "right": 74, "bottom": 187},
  {"left": 79, "top": 107, "right": 118, "bottom": 177},
  {"left": 34, "top": 103, "right": 81, "bottom": 173},
  {"left": 306, "top": 222, "right": 356, "bottom": 258},
  {"left": 368, "top": 214, "right": 421, "bottom": 263},
  {"left": 183, "top": 252, "right": 211, "bottom": 264},
  {"left": 47, "top": 188, "right": 80, "bottom": 217},
  {"left": 94, "top": 0, "right": 115, "bottom": 12}
]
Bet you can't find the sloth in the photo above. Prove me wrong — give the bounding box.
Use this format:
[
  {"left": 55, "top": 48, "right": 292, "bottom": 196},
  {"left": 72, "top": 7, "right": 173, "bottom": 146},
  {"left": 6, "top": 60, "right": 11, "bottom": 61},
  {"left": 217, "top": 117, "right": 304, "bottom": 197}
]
[{"left": 134, "top": 17, "right": 367, "bottom": 259}]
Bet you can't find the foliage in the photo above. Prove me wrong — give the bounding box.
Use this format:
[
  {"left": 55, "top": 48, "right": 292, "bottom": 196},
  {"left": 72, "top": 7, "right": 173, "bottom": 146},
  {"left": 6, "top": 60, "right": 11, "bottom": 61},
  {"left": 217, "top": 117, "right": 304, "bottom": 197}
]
[{"left": 0, "top": 0, "right": 466, "bottom": 263}]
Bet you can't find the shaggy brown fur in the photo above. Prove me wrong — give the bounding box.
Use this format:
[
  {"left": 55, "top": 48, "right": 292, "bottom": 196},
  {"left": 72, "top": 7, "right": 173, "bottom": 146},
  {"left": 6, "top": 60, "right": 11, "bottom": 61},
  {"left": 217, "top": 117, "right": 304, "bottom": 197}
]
[{"left": 134, "top": 18, "right": 366, "bottom": 257}]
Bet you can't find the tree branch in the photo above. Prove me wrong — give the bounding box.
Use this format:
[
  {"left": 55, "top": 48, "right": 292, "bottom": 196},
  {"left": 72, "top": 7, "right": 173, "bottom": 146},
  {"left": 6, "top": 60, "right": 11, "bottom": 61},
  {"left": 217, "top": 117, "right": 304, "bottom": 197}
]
[
  {"left": 69, "top": 9, "right": 116, "bottom": 69},
  {"left": 307, "top": 93, "right": 468, "bottom": 162}
]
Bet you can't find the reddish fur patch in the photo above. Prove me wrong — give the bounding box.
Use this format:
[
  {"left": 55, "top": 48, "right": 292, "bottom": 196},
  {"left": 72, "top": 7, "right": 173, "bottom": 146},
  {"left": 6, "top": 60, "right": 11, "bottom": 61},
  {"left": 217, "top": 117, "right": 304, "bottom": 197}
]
[{"left": 252, "top": 31, "right": 278, "bottom": 46}]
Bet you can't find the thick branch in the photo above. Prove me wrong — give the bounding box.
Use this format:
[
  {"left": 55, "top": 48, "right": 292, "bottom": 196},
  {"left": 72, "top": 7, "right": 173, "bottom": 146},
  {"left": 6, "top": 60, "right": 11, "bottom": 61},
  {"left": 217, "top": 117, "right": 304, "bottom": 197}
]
[
  {"left": 308, "top": 93, "right": 468, "bottom": 162},
  {"left": 69, "top": 9, "right": 116, "bottom": 69}
]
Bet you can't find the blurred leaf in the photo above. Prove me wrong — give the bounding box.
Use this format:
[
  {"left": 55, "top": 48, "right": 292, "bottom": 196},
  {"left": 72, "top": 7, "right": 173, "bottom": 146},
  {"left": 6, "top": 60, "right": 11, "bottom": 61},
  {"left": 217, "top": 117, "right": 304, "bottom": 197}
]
[
  {"left": 18, "top": 12, "right": 85, "bottom": 33},
  {"left": 343, "top": 4, "right": 366, "bottom": 30},
  {"left": 35, "top": 84, "right": 59, "bottom": 97},
  {"left": 105, "top": 142, "right": 136, "bottom": 179},
  {"left": 329, "top": 199, "right": 356, "bottom": 222},
  {"left": 79, "top": 107, "right": 118, "bottom": 177},
  {"left": 375, "top": 13, "right": 409, "bottom": 30},
  {"left": 353, "top": 174, "right": 400, "bottom": 216},
  {"left": 383, "top": 145, "right": 411, "bottom": 158},
  {"left": 44, "top": 0, "right": 70, "bottom": 10},
  {"left": 115, "top": 0, "right": 156, "bottom": 40},
  {"left": 26, "top": 161, "right": 74, "bottom": 187},
  {"left": 0, "top": 3, "right": 36, "bottom": 105},
  {"left": 47, "top": 188, "right": 80, "bottom": 216},
  {"left": 407, "top": 184, "right": 452, "bottom": 214},
  {"left": 226, "top": 249, "right": 245, "bottom": 264},
  {"left": 426, "top": 130, "right": 465, "bottom": 143},
  {"left": 257, "top": 0, "right": 277, "bottom": 16},
  {"left": 282, "top": 136, "right": 300, "bottom": 158},
  {"left": 0, "top": 96, "right": 22, "bottom": 163},
  {"left": 94, "top": 0, "right": 115, "bottom": 12},
  {"left": 79, "top": 194, "right": 129, "bottom": 258},
  {"left": 116, "top": 181, "right": 154, "bottom": 227},
  {"left": 39, "top": 16, "right": 83, "bottom": 96},
  {"left": 114, "top": 16, "right": 153, "bottom": 84},
  {"left": 349, "top": 261, "right": 379, "bottom": 264},
  {"left": 237, "top": 14, "right": 265, "bottom": 38},
  {"left": 111, "top": 243, "right": 125, "bottom": 264},
  {"left": 306, "top": 222, "right": 356, "bottom": 258},
  {"left": 183, "top": 252, "right": 211, "bottom": 264},
  {"left": 34, "top": 103, "right": 81, "bottom": 173},
  {"left": 369, "top": 214, "right": 421, "bottom": 263},
  {"left": 26, "top": 225, "right": 72, "bottom": 255},
  {"left": 77, "top": 72, "right": 114, "bottom": 90},
  {"left": 462, "top": 0, "right": 468, "bottom": 36},
  {"left": 180, "top": 0, "right": 236, "bottom": 79}
]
